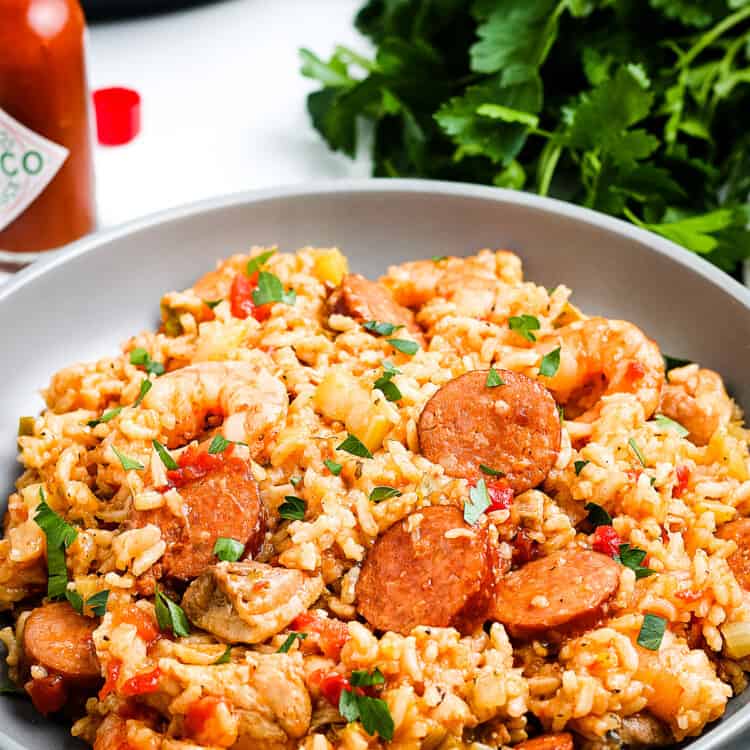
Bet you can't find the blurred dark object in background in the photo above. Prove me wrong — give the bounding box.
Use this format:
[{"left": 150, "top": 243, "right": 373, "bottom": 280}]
[{"left": 82, "top": 0, "right": 223, "bottom": 21}]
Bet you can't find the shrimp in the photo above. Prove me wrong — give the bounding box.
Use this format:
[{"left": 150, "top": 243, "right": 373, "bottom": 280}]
[
  {"left": 142, "top": 361, "right": 288, "bottom": 455},
  {"left": 659, "top": 364, "right": 734, "bottom": 446},
  {"left": 535, "top": 317, "right": 664, "bottom": 422}
]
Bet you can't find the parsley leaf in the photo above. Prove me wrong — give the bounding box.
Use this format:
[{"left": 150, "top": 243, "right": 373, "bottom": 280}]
[
  {"left": 112, "top": 446, "right": 144, "bottom": 472},
  {"left": 155, "top": 587, "right": 190, "bottom": 638},
  {"left": 637, "top": 613, "right": 667, "bottom": 650},
  {"left": 152, "top": 439, "right": 178, "bottom": 470},
  {"left": 386, "top": 338, "right": 419, "bottom": 355},
  {"left": 369, "top": 486, "right": 401, "bottom": 502},
  {"left": 204, "top": 299, "right": 222, "bottom": 310},
  {"left": 464, "top": 478, "right": 490, "bottom": 525},
  {"left": 208, "top": 434, "right": 246, "bottom": 454},
  {"left": 277, "top": 632, "right": 307, "bottom": 653},
  {"left": 574, "top": 459, "right": 589, "bottom": 476},
  {"left": 615, "top": 543, "right": 656, "bottom": 579},
  {"left": 351, "top": 667, "right": 385, "bottom": 687},
  {"left": 431, "top": 255, "right": 447, "bottom": 262},
  {"left": 86, "top": 590, "right": 110, "bottom": 617},
  {"left": 129, "top": 348, "right": 165, "bottom": 377},
  {"left": 485, "top": 366, "right": 505, "bottom": 387},
  {"left": 324, "top": 459, "right": 343, "bottom": 476},
  {"left": 539, "top": 346, "right": 561, "bottom": 377},
  {"left": 215, "top": 645, "right": 232, "bottom": 664},
  {"left": 338, "top": 668, "right": 394, "bottom": 741},
  {"left": 337, "top": 433, "right": 373, "bottom": 459},
  {"left": 508, "top": 314, "right": 541, "bottom": 342},
  {"left": 279, "top": 496, "right": 306, "bottom": 521},
  {"left": 585, "top": 501, "right": 612, "bottom": 528},
  {"left": 480, "top": 463, "right": 505, "bottom": 477},
  {"left": 374, "top": 364, "right": 402, "bottom": 402},
  {"left": 213, "top": 537, "right": 245, "bottom": 562},
  {"left": 363, "top": 320, "right": 404, "bottom": 336},
  {"left": 252, "top": 270, "right": 296, "bottom": 306},
  {"left": 652, "top": 413, "right": 689, "bottom": 438},
  {"left": 34, "top": 489, "right": 78, "bottom": 601},
  {"left": 246, "top": 249, "right": 276, "bottom": 275},
  {"left": 65, "top": 587, "right": 83, "bottom": 614},
  {"left": 628, "top": 437, "right": 647, "bottom": 467}
]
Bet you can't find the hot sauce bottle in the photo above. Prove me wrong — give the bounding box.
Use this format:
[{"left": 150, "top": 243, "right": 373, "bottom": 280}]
[{"left": 0, "top": 0, "right": 96, "bottom": 256}]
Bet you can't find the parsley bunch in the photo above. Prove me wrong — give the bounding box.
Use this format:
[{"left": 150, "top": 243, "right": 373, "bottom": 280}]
[{"left": 301, "top": 0, "right": 750, "bottom": 276}]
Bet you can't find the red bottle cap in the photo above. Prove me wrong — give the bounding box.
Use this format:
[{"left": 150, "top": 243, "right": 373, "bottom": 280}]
[{"left": 93, "top": 87, "right": 141, "bottom": 146}]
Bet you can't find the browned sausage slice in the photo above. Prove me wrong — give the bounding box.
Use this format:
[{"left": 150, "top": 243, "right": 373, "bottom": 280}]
[
  {"left": 514, "top": 733, "right": 574, "bottom": 750},
  {"left": 491, "top": 549, "right": 620, "bottom": 635},
  {"left": 133, "top": 455, "right": 265, "bottom": 580},
  {"left": 418, "top": 369, "right": 561, "bottom": 492},
  {"left": 356, "top": 505, "right": 496, "bottom": 635},
  {"left": 717, "top": 518, "right": 750, "bottom": 590},
  {"left": 23, "top": 602, "right": 99, "bottom": 683},
  {"left": 329, "top": 273, "right": 424, "bottom": 343}
]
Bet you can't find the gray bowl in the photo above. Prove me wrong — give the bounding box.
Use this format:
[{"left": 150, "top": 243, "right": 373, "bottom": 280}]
[{"left": 1, "top": 180, "right": 748, "bottom": 750}]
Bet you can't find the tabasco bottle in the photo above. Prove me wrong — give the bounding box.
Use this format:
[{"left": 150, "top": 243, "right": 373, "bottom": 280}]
[{"left": 0, "top": 0, "right": 96, "bottom": 257}]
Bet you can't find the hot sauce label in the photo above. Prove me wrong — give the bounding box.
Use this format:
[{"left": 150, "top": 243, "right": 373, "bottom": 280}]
[{"left": 0, "top": 108, "right": 68, "bottom": 233}]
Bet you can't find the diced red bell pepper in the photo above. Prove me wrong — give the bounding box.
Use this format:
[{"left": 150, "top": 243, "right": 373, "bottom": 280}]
[
  {"left": 592, "top": 525, "right": 621, "bottom": 557},
  {"left": 673, "top": 465, "right": 690, "bottom": 498},
  {"left": 120, "top": 667, "right": 161, "bottom": 697}
]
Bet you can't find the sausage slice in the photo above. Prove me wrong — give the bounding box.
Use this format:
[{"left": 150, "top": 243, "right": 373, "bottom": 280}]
[
  {"left": 490, "top": 549, "right": 620, "bottom": 635},
  {"left": 133, "top": 456, "right": 265, "bottom": 580},
  {"left": 23, "top": 602, "right": 99, "bottom": 684},
  {"left": 515, "top": 734, "right": 574, "bottom": 750},
  {"left": 356, "top": 505, "right": 496, "bottom": 635},
  {"left": 329, "top": 273, "right": 424, "bottom": 343},
  {"left": 418, "top": 369, "right": 561, "bottom": 492},
  {"left": 514, "top": 732, "right": 573, "bottom": 750},
  {"left": 717, "top": 518, "right": 750, "bottom": 590}
]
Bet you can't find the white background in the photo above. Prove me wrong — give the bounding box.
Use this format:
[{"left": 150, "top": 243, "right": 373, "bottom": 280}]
[{"left": 88, "top": 0, "right": 369, "bottom": 227}]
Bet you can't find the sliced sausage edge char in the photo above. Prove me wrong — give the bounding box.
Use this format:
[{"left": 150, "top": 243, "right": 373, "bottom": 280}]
[
  {"left": 418, "top": 369, "right": 561, "bottom": 492},
  {"left": 356, "top": 505, "right": 498, "bottom": 635}
]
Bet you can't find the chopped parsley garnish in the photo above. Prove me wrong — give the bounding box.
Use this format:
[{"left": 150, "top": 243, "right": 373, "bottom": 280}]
[
  {"left": 129, "top": 348, "right": 165, "bottom": 376},
  {"left": 152, "top": 439, "right": 178, "bottom": 470},
  {"left": 386, "top": 339, "right": 419, "bottom": 356},
  {"left": 246, "top": 249, "right": 276, "bottom": 275},
  {"left": 252, "top": 270, "right": 296, "bottom": 306},
  {"left": 374, "top": 365, "right": 402, "bottom": 402},
  {"left": 369, "top": 486, "right": 401, "bottom": 503},
  {"left": 628, "top": 437, "right": 647, "bottom": 467},
  {"left": 615, "top": 544, "right": 656, "bottom": 579},
  {"left": 65, "top": 587, "right": 83, "bottom": 614},
  {"left": 215, "top": 645, "right": 232, "bottom": 664},
  {"left": 585, "top": 501, "right": 612, "bottom": 528},
  {"left": 351, "top": 668, "right": 385, "bottom": 687},
  {"left": 464, "top": 478, "right": 490, "bottom": 525},
  {"left": 86, "top": 590, "right": 110, "bottom": 617},
  {"left": 87, "top": 407, "right": 122, "bottom": 428},
  {"left": 337, "top": 433, "right": 373, "bottom": 459},
  {"left": 431, "top": 255, "right": 447, "bottom": 263},
  {"left": 485, "top": 366, "right": 504, "bottom": 387},
  {"left": 339, "top": 669, "right": 394, "bottom": 741},
  {"left": 17, "top": 416, "right": 34, "bottom": 437},
  {"left": 382, "top": 359, "right": 400, "bottom": 376},
  {"left": 112, "top": 446, "right": 144, "bottom": 471},
  {"left": 652, "top": 414, "right": 689, "bottom": 438},
  {"left": 480, "top": 464, "right": 504, "bottom": 477},
  {"left": 213, "top": 537, "right": 245, "bottom": 562},
  {"left": 324, "top": 459, "right": 343, "bottom": 476},
  {"left": 204, "top": 299, "right": 222, "bottom": 310},
  {"left": 208, "top": 434, "right": 246, "bottom": 454},
  {"left": 34, "top": 489, "right": 78, "bottom": 600},
  {"left": 290, "top": 475, "right": 303, "bottom": 488},
  {"left": 132, "top": 379, "right": 152, "bottom": 408},
  {"left": 277, "top": 632, "right": 307, "bottom": 653},
  {"left": 155, "top": 587, "right": 190, "bottom": 637},
  {"left": 637, "top": 613, "right": 667, "bottom": 651},
  {"left": 363, "top": 320, "right": 404, "bottom": 336},
  {"left": 279, "top": 496, "right": 306, "bottom": 521},
  {"left": 539, "top": 347, "right": 561, "bottom": 377},
  {"left": 386, "top": 338, "right": 419, "bottom": 355},
  {"left": 574, "top": 460, "right": 589, "bottom": 476},
  {"left": 508, "top": 314, "right": 540, "bottom": 342}
]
